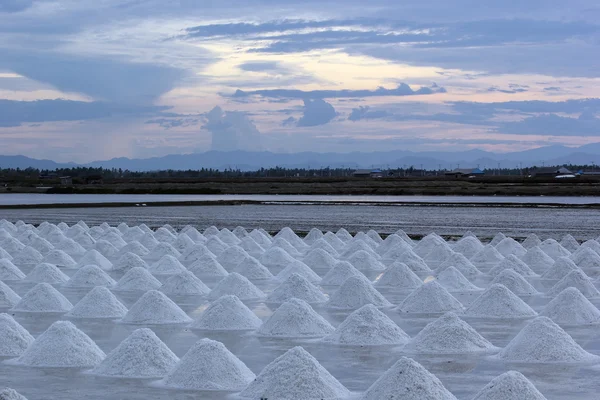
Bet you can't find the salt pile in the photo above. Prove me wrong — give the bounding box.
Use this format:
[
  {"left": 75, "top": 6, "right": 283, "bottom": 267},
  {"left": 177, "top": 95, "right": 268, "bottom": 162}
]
[
  {"left": 233, "top": 226, "right": 248, "bottom": 238},
  {"left": 139, "top": 233, "right": 160, "bottom": 251},
  {"left": 100, "top": 231, "right": 127, "bottom": 248},
  {"left": 258, "top": 298, "right": 334, "bottom": 338},
  {"left": 180, "top": 244, "right": 215, "bottom": 263},
  {"left": 65, "top": 264, "right": 116, "bottom": 288},
  {"left": 154, "top": 227, "right": 176, "bottom": 244},
  {"left": 310, "top": 238, "right": 340, "bottom": 257},
  {"left": 321, "top": 261, "right": 365, "bottom": 286},
  {"left": 73, "top": 231, "right": 96, "bottom": 248},
  {"left": 15, "top": 320, "right": 105, "bottom": 367},
  {"left": 380, "top": 243, "right": 414, "bottom": 264},
  {"left": 12, "top": 283, "right": 73, "bottom": 312},
  {"left": 93, "top": 240, "right": 119, "bottom": 258},
  {"left": 148, "top": 255, "right": 187, "bottom": 275},
  {"left": 114, "top": 267, "right": 162, "bottom": 291},
  {"left": 0, "top": 313, "right": 34, "bottom": 356},
  {"left": 66, "top": 286, "right": 128, "bottom": 319},
  {"left": 540, "top": 239, "right": 571, "bottom": 260},
  {"left": 203, "top": 225, "right": 220, "bottom": 236},
  {"left": 335, "top": 228, "right": 353, "bottom": 242},
  {"left": 395, "top": 229, "right": 414, "bottom": 245},
  {"left": 276, "top": 260, "right": 322, "bottom": 283},
  {"left": 413, "top": 234, "right": 446, "bottom": 258},
  {"left": 497, "top": 316, "right": 599, "bottom": 363},
  {"left": 495, "top": 237, "right": 527, "bottom": 258},
  {"left": 520, "top": 246, "right": 555, "bottom": 274},
  {"left": 398, "top": 281, "right": 463, "bottom": 314},
  {"left": 464, "top": 284, "right": 537, "bottom": 319},
  {"left": 367, "top": 229, "right": 383, "bottom": 243},
  {"left": 92, "top": 328, "right": 179, "bottom": 378},
  {"left": 453, "top": 236, "right": 484, "bottom": 259},
  {"left": 275, "top": 227, "right": 307, "bottom": 250},
  {"left": 347, "top": 250, "right": 385, "bottom": 271},
  {"left": 217, "top": 228, "right": 242, "bottom": 246},
  {"left": 112, "top": 252, "right": 148, "bottom": 272},
  {"left": 12, "top": 246, "right": 44, "bottom": 265},
  {"left": 547, "top": 269, "right": 600, "bottom": 299},
  {"left": 217, "top": 246, "right": 251, "bottom": 270},
  {"left": 323, "top": 231, "right": 346, "bottom": 251},
  {"left": 490, "top": 232, "right": 507, "bottom": 246},
  {"left": 205, "top": 236, "right": 229, "bottom": 256},
  {"left": 249, "top": 229, "right": 272, "bottom": 248},
  {"left": 341, "top": 240, "right": 378, "bottom": 259},
  {"left": 55, "top": 238, "right": 85, "bottom": 256},
  {"left": 32, "top": 239, "right": 57, "bottom": 255},
  {"left": 327, "top": 275, "right": 391, "bottom": 309},
  {"left": 0, "top": 259, "right": 26, "bottom": 280},
  {"left": 120, "top": 290, "right": 192, "bottom": 324},
  {"left": 377, "top": 234, "right": 412, "bottom": 256},
  {"left": 361, "top": 356, "right": 457, "bottom": 400},
  {"left": 323, "top": 304, "right": 409, "bottom": 346},
  {"left": 191, "top": 295, "right": 262, "bottom": 331},
  {"left": 401, "top": 251, "right": 433, "bottom": 276},
  {"left": 161, "top": 271, "right": 210, "bottom": 295},
  {"left": 540, "top": 287, "right": 600, "bottom": 325},
  {"left": 43, "top": 250, "right": 76, "bottom": 268},
  {"left": 0, "top": 247, "right": 12, "bottom": 260},
  {"left": 162, "top": 338, "right": 255, "bottom": 391},
  {"left": 232, "top": 256, "right": 273, "bottom": 280},
  {"left": 239, "top": 236, "right": 265, "bottom": 257},
  {"left": 423, "top": 243, "right": 455, "bottom": 267},
  {"left": 490, "top": 269, "right": 539, "bottom": 296},
  {"left": 173, "top": 233, "right": 195, "bottom": 252},
  {"left": 303, "top": 248, "right": 337, "bottom": 270},
  {"left": 208, "top": 272, "right": 265, "bottom": 300},
  {"left": 240, "top": 346, "right": 349, "bottom": 399},
  {"left": 187, "top": 254, "right": 228, "bottom": 277},
  {"left": 570, "top": 247, "right": 600, "bottom": 275},
  {"left": 560, "top": 234, "right": 580, "bottom": 252},
  {"left": 522, "top": 233, "right": 542, "bottom": 249},
  {"left": 270, "top": 237, "right": 302, "bottom": 257},
  {"left": 76, "top": 250, "right": 112, "bottom": 270},
  {"left": 1, "top": 238, "right": 25, "bottom": 255},
  {"left": 472, "top": 371, "right": 548, "bottom": 400},
  {"left": 304, "top": 227, "right": 323, "bottom": 244},
  {"left": 24, "top": 263, "right": 70, "bottom": 284},
  {"left": 470, "top": 245, "right": 504, "bottom": 266},
  {"left": 541, "top": 257, "right": 579, "bottom": 280},
  {"left": 147, "top": 242, "right": 181, "bottom": 260},
  {"left": 267, "top": 273, "right": 327, "bottom": 304},
  {"left": 0, "top": 280, "right": 21, "bottom": 307},
  {"left": 374, "top": 262, "right": 422, "bottom": 289},
  {"left": 437, "top": 252, "right": 482, "bottom": 278},
  {"left": 436, "top": 267, "right": 482, "bottom": 293},
  {"left": 489, "top": 254, "right": 537, "bottom": 277},
  {"left": 259, "top": 247, "right": 296, "bottom": 270},
  {"left": 0, "top": 388, "right": 28, "bottom": 400},
  {"left": 118, "top": 241, "right": 150, "bottom": 257}
]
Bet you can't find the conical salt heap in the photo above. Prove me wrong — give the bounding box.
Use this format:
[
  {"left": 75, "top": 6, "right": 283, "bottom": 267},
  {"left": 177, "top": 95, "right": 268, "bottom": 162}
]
[
  {"left": 374, "top": 262, "right": 422, "bottom": 289},
  {"left": 161, "top": 270, "right": 210, "bottom": 296},
  {"left": 341, "top": 240, "right": 379, "bottom": 260},
  {"left": 187, "top": 254, "right": 228, "bottom": 277},
  {"left": 361, "top": 356, "right": 457, "bottom": 400},
  {"left": 217, "top": 228, "right": 242, "bottom": 246},
  {"left": 76, "top": 250, "right": 112, "bottom": 270},
  {"left": 270, "top": 237, "right": 302, "bottom": 257},
  {"left": 436, "top": 267, "right": 482, "bottom": 293},
  {"left": 490, "top": 232, "right": 507, "bottom": 246},
  {"left": 367, "top": 229, "right": 383, "bottom": 243},
  {"left": 321, "top": 261, "right": 365, "bottom": 286},
  {"left": 0, "top": 280, "right": 21, "bottom": 308},
  {"left": 250, "top": 229, "right": 273, "bottom": 248},
  {"left": 217, "top": 246, "right": 251, "bottom": 270},
  {"left": 541, "top": 257, "right": 579, "bottom": 280},
  {"left": 239, "top": 236, "right": 265, "bottom": 257},
  {"left": 540, "top": 239, "right": 571, "bottom": 260},
  {"left": 56, "top": 238, "right": 86, "bottom": 256},
  {"left": 380, "top": 243, "right": 414, "bottom": 265},
  {"left": 304, "top": 227, "right": 324, "bottom": 245},
  {"left": 495, "top": 237, "right": 526, "bottom": 258},
  {"left": 310, "top": 239, "right": 339, "bottom": 257},
  {"left": 0, "top": 388, "right": 28, "bottom": 400},
  {"left": 191, "top": 295, "right": 262, "bottom": 331},
  {"left": 423, "top": 243, "right": 455, "bottom": 268},
  {"left": 66, "top": 286, "right": 128, "bottom": 319},
  {"left": 377, "top": 235, "right": 410, "bottom": 256},
  {"left": 464, "top": 284, "right": 537, "bottom": 319},
  {"left": 117, "top": 241, "right": 149, "bottom": 258},
  {"left": 139, "top": 233, "right": 160, "bottom": 251},
  {"left": 15, "top": 320, "right": 105, "bottom": 367},
  {"left": 92, "top": 328, "right": 178, "bottom": 378},
  {"left": 497, "top": 316, "right": 599, "bottom": 363},
  {"left": 203, "top": 225, "right": 220, "bottom": 236},
  {"left": 453, "top": 236, "right": 484, "bottom": 259},
  {"left": 335, "top": 228, "right": 353, "bottom": 242},
  {"left": 24, "top": 263, "right": 69, "bottom": 284},
  {"left": 470, "top": 245, "right": 504, "bottom": 267},
  {"left": 12, "top": 246, "right": 44, "bottom": 265},
  {"left": 522, "top": 233, "right": 543, "bottom": 249},
  {"left": 112, "top": 252, "right": 148, "bottom": 272},
  {"left": 173, "top": 233, "right": 195, "bottom": 252},
  {"left": 0, "top": 313, "right": 34, "bottom": 356},
  {"left": 540, "top": 287, "right": 600, "bottom": 325},
  {"left": 276, "top": 227, "right": 308, "bottom": 250},
  {"left": 240, "top": 346, "right": 349, "bottom": 399},
  {"left": 260, "top": 247, "right": 296, "bottom": 270},
  {"left": 0, "top": 259, "right": 25, "bottom": 281},
  {"left": 490, "top": 269, "right": 539, "bottom": 296},
  {"left": 148, "top": 255, "right": 187, "bottom": 275},
  {"left": 114, "top": 267, "right": 162, "bottom": 291},
  {"left": 0, "top": 247, "right": 13, "bottom": 260},
  {"left": 398, "top": 280, "right": 463, "bottom": 314},
  {"left": 560, "top": 234, "right": 580, "bottom": 253},
  {"left": 489, "top": 254, "right": 537, "bottom": 278},
  {"left": 570, "top": 247, "right": 600, "bottom": 276},
  {"left": 65, "top": 264, "right": 116, "bottom": 288},
  {"left": 547, "top": 269, "right": 600, "bottom": 299},
  {"left": 437, "top": 252, "right": 482, "bottom": 278},
  {"left": 180, "top": 244, "right": 215, "bottom": 263},
  {"left": 154, "top": 227, "right": 176, "bottom": 244},
  {"left": 395, "top": 229, "right": 414, "bottom": 246},
  {"left": 405, "top": 312, "right": 498, "bottom": 354},
  {"left": 269, "top": 273, "right": 326, "bottom": 304},
  {"left": 303, "top": 248, "right": 337, "bottom": 270},
  {"left": 232, "top": 256, "right": 273, "bottom": 280},
  {"left": 346, "top": 250, "right": 385, "bottom": 271},
  {"left": 120, "top": 290, "right": 192, "bottom": 324},
  {"left": 205, "top": 236, "right": 229, "bottom": 256},
  {"left": 208, "top": 272, "right": 265, "bottom": 300},
  {"left": 259, "top": 298, "right": 334, "bottom": 338},
  {"left": 163, "top": 338, "right": 255, "bottom": 391},
  {"left": 323, "top": 304, "right": 409, "bottom": 346},
  {"left": 519, "top": 246, "right": 554, "bottom": 274},
  {"left": 413, "top": 234, "right": 446, "bottom": 258},
  {"left": 472, "top": 371, "right": 548, "bottom": 400},
  {"left": 43, "top": 250, "right": 76, "bottom": 268},
  {"left": 327, "top": 275, "right": 391, "bottom": 309},
  {"left": 276, "top": 260, "right": 322, "bottom": 284},
  {"left": 233, "top": 226, "right": 249, "bottom": 239},
  {"left": 323, "top": 231, "right": 346, "bottom": 251},
  {"left": 147, "top": 242, "right": 181, "bottom": 260},
  {"left": 94, "top": 240, "right": 119, "bottom": 258},
  {"left": 0, "top": 237, "right": 25, "bottom": 255},
  {"left": 12, "top": 283, "right": 73, "bottom": 312}
]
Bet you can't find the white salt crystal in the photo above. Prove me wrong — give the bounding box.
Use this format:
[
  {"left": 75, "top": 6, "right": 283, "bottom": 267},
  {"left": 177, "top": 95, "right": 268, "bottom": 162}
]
[
  {"left": 24, "top": 263, "right": 69, "bottom": 284},
  {"left": 120, "top": 290, "right": 191, "bottom": 324},
  {"left": 191, "top": 295, "right": 262, "bottom": 331},
  {"left": 65, "top": 264, "right": 116, "bottom": 288},
  {"left": 232, "top": 256, "right": 273, "bottom": 280},
  {"left": 148, "top": 255, "right": 187, "bottom": 275},
  {"left": 327, "top": 275, "right": 391, "bottom": 309},
  {"left": 161, "top": 270, "right": 210, "bottom": 296},
  {"left": 464, "top": 284, "right": 537, "bottom": 319},
  {"left": 66, "top": 286, "right": 128, "bottom": 319},
  {"left": 113, "top": 267, "right": 162, "bottom": 291},
  {"left": 0, "top": 280, "right": 20, "bottom": 308},
  {"left": 472, "top": 371, "right": 548, "bottom": 400},
  {"left": 0, "top": 313, "right": 34, "bottom": 356},
  {"left": 374, "top": 262, "right": 422, "bottom": 289},
  {"left": 267, "top": 273, "right": 327, "bottom": 304},
  {"left": 259, "top": 298, "right": 334, "bottom": 338},
  {"left": 208, "top": 272, "right": 265, "bottom": 300},
  {"left": 187, "top": 254, "right": 228, "bottom": 277},
  {"left": 490, "top": 269, "right": 539, "bottom": 296},
  {"left": 276, "top": 259, "right": 321, "bottom": 283},
  {"left": 398, "top": 280, "right": 463, "bottom": 314},
  {"left": 436, "top": 266, "right": 482, "bottom": 293},
  {"left": 541, "top": 257, "right": 579, "bottom": 280},
  {"left": 547, "top": 269, "right": 600, "bottom": 299},
  {"left": 12, "top": 283, "right": 73, "bottom": 312},
  {"left": 0, "top": 259, "right": 26, "bottom": 280},
  {"left": 321, "top": 261, "right": 366, "bottom": 286},
  {"left": 540, "top": 287, "right": 600, "bottom": 325}
]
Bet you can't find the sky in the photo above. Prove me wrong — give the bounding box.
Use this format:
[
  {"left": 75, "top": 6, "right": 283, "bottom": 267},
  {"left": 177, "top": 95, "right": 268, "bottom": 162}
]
[{"left": 0, "top": 0, "right": 599, "bottom": 163}]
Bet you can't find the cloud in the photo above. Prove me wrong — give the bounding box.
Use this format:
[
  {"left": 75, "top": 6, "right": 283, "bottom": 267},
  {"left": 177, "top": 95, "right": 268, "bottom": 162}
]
[
  {"left": 297, "top": 99, "right": 337, "bottom": 127},
  {"left": 348, "top": 106, "right": 390, "bottom": 121},
  {"left": 238, "top": 61, "right": 283, "bottom": 72},
  {"left": 486, "top": 86, "right": 528, "bottom": 94},
  {"left": 282, "top": 116, "right": 297, "bottom": 126},
  {"left": 452, "top": 98, "right": 600, "bottom": 114},
  {"left": 145, "top": 118, "right": 200, "bottom": 129},
  {"left": 203, "top": 106, "right": 262, "bottom": 151},
  {"left": 0, "top": 0, "right": 34, "bottom": 13},
  {"left": 498, "top": 113, "right": 600, "bottom": 136}
]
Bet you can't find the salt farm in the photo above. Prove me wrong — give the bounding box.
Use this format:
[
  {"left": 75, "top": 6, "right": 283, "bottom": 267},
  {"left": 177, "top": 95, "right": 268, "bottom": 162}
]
[{"left": 1, "top": 216, "right": 600, "bottom": 399}]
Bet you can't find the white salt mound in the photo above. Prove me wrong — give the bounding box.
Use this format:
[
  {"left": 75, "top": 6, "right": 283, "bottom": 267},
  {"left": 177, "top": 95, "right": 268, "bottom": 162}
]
[
  {"left": 346, "top": 250, "right": 385, "bottom": 271},
  {"left": 437, "top": 252, "right": 482, "bottom": 278},
  {"left": 540, "top": 287, "right": 600, "bottom": 325},
  {"left": 259, "top": 247, "right": 296, "bottom": 270},
  {"left": 0, "top": 280, "right": 21, "bottom": 308},
  {"left": 327, "top": 275, "right": 391, "bottom": 309},
  {"left": 258, "top": 298, "right": 334, "bottom": 338},
  {"left": 405, "top": 312, "right": 497, "bottom": 354},
  {"left": 15, "top": 320, "right": 105, "bottom": 367},
  {"left": 0, "top": 388, "right": 28, "bottom": 400},
  {"left": 163, "top": 338, "right": 255, "bottom": 391},
  {"left": 240, "top": 346, "right": 349, "bottom": 400},
  {"left": 208, "top": 272, "right": 265, "bottom": 300},
  {"left": 0, "top": 313, "right": 34, "bottom": 356},
  {"left": 497, "top": 316, "right": 599, "bottom": 363},
  {"left": 148, "top": 255, "right": 187, "bottom": 275},
  {"left": 120, "top": 290, "right": 192, "bottom": 324},
  {"left": 490, "top": 232, "right": 506, "bottom": 246},
  {"left": 495, "top": 237, "right": 526, "bottom": 258},
  {"left": 522, "top": 234, "right": 542, "bottom": 249},
  {"left": 398, "top": 281, "right": 463, "bottom": 314},
  {"left": 464, "top": 284, "right": 537, "bottom": 319},
  {"left": 361, "top": 356, "right": 457, "bottom": 400},
  {"left": 0, "top": 259, "right": 26, "bottom": 280},
  {"left": 470, "top": 245, "right": 504, "bottom": 265},
  {"left": 489, "top": 255, "right": 537, "bottom": 277},
  {"left": 43, "top": 250, "right": 76, "bottom": 268},
  {"left": 12, "top": 246, "right": 44, "bottom": 265},
  {"left": 276, "top": 260, "right": 322, "bottom": 284},
  {"left": 540, "top": 239, "right": 571, "bottom": 260},
  {"left": 147, "top": 242, "right": 181, "bottom": 260},
  {"left": 187, "top": 255, "right": 229, "bottom": 277},
  {"left": 303, "top": 248, "right": 337, "bottom": 270},
  {"left": 322, "top": 304, "right": 409, "bottom": 346},
  {"left": 232, "top": 256, "right": 273, "bottom": 280},
  {"left": 560, "top": 234, "right": 580, "bottom": 252},
  {"left": 66, "top": 286, "right": 128, "bottom": 319},
  {"left": 267, "top": 273, "right": 327, "bottom": 304},
  {"left": 114, "top": 267, "right": 162, "bottom": 291},
  {"left": 321, "top": 261, "right": 365, "bottom": 286},
  {"left": 547, "top": 269, "right": 600, "bottom": 299},
  {"left": 92, "top": 328, "right": 178, "bottom": 378},
  {"left": 65, "top": 264, "right": 116, "bottom": 288},
  {"left": 24, "top": 263, "right": 69, "bottom": 284},
  {"left": 12, "top": 283, "right": 73, "bottom": 312},
  {"left": 520, "top": 246, "right": 555, "bottom": 274},
  {"left": 77, "top": 250, "right": 112, "bottom": 270},
  {"left": 490, "top": 269, "right": 539, "bottom": 296},
  {"left": 541, "top": 257, "right": 579, "bottom": 280},
  {"left": 217, "top": 246, "right": 251, "bottom": 270},
  {"left": 112, "top": 252, "right": 148, "bottom": 272},
  {"left": 453, "top": 236, "right": 484, "bottom": 258},
  {"left": 472, "top": 371, "right": 548, "bottom": 400},
  {"left": 161, "top": 270, "right": 210, "bottom": 295},
  {"left": 191, "top": 295, "right": 262, "bottom": 331},
  {"left": 436, "top": 267, "right": 482, "bottom": 293},
  {"left": 374, "top": 262, "right": 422, "bottom": 289}
]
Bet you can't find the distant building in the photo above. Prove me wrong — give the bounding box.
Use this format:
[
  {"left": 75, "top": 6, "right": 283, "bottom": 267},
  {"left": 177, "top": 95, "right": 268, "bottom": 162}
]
[
  {"left": 60, "top": 176, "right": 72, "bottom": 186},
  {"left": 444, "top": 168, "right": 484, "bottom": 178},
  {"left": 352, "top": 169, "right": 384, "bottom": 178},
  {"left": 532, "top": 167, "right": 572, "bottom": 177}
]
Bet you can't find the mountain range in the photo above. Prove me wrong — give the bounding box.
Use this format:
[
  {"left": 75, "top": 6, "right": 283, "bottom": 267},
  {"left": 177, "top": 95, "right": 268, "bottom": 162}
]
[{"left": 3, "top": 144, "right": 600, "bottom": 171}]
